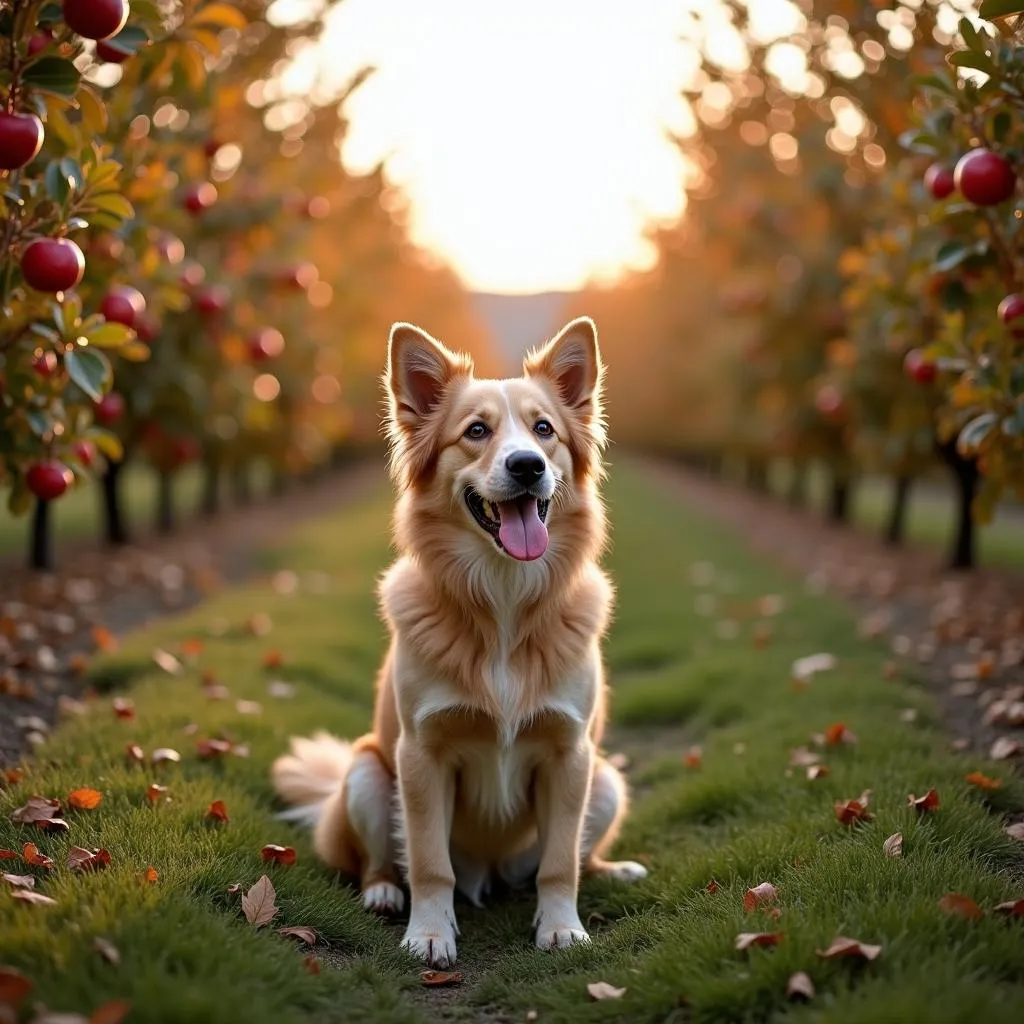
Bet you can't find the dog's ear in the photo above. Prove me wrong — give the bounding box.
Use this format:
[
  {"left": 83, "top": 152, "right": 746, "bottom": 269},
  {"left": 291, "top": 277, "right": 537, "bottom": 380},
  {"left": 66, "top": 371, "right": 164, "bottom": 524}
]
[{"left": 524, "top": 316, "right": 603, "bottom": 411}]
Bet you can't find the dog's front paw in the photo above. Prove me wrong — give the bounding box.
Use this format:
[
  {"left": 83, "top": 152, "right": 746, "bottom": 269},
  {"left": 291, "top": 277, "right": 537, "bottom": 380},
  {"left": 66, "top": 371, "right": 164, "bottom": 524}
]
[
  {"left": 363, "top": 881, "right": 404, "bottom": 915},
  {"left": 402, "top": 918, "right": 458, "bottom": 968},
  {"left": 595, "top": 859, "right": 648, "bottom": 883},
  {"left": 535, "top": 922, "right": 591, "bottom": 951}
]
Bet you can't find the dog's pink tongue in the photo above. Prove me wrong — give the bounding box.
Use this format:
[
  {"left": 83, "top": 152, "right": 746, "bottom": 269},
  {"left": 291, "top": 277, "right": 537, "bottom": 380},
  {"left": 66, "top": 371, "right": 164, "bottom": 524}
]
[{"left": 498, "top": 497, "right": 548, "bottom": 561}]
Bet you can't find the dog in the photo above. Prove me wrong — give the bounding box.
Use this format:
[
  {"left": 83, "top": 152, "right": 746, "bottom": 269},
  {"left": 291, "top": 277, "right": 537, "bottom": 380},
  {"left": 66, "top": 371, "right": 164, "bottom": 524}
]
[{"left": 270, "top": 316, "right": 646, "bottom": 968}]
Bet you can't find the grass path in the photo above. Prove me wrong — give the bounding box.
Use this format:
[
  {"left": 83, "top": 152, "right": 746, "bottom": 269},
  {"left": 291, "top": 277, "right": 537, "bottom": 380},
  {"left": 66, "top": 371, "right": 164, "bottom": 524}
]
[{"left": 2, "top": 460, "right": 1023, "bottom": 1023}]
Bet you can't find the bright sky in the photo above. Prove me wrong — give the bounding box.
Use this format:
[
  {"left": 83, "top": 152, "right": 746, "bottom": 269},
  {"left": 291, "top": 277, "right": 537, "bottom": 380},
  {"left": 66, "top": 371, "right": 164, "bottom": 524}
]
[{"left": 287, "top": 0, "right": 701, "bottom": 294}]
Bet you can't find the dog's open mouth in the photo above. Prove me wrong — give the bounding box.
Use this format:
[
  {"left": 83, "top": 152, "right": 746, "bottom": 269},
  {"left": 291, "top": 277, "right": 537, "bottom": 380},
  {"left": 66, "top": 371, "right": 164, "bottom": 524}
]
[{"left": 465, "top": 488, "right": 550, "bottom": 561}]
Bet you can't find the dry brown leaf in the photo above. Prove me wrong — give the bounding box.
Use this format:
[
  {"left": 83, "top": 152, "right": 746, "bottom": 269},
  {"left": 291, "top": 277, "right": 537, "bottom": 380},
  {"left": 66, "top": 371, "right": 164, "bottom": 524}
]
[
  {"left": 196, "top": 738, "right": 233, "bottom": 759},
  {"left": 206, "top": 800, "right": 229, "bottom": 823},
  {"left": 22, "top": 843, "right": 52, "bottom": 869},
  {"left": 147, "top": 784, "right": 168, "bottom": 804},
  {"left": 965, "top": 772, "right": 1002, "bottom": 790},
  {"left": 908, "top": 789, "right": 940, "bottom": 813},
  {"left": 93, "top": 937, "right": 120, "bottom": 966},
  {"left": 2, "top": 874, "right": 34, "bottom": 889},
  {"left": 834, "top": 796, "right": 873, "bottom": 825},
  {"left": 586, "top": 981, "right": 626, "bottom": 1000},
  {"left": 242, "top": 874, "right": 278, "bottom": 928},
  {"left": 112, "top": 697, "right": 134, "bottom": 720},
  {"left": 279, "top": 926, "right": 317, "bottom": 944},
  {"left": 420, "top": 969, "right": 462, "bottom": 987},
  {"left": 89, "top": 999, "right": 132, "bottom": 1024},
  {"left": 825, "top": 722, "right": 857, "bottom": 746},
  {"left": 0, "top": 965, "right": 32, "bottom": 1006},
  {"left": 789, "top": 746, "right": 820, "bottom": 767},
  {"left": 807, "top": 765, "right": 829, "bottom": 780},
  {"left": 1, "top": 769, "right": 24, "bottom": 786},
  {"left": 10, "top": 889, "right": 56, "bottom": 906},
  {"left": 735, "top": 932, "right": 782, "bottom": 951},
  {"left": 883, "top": 832, "right": 903, "bottom": 858},
  {"left": 92, "top": 626, "right": 118, "bottom": 653},
  {"left": 705, "top": 879, "right": 720, "bottom": 894},
  {"left": 150, "top": 748, "right": 180, "bottom": 765},
  {"left": 938, "top": 893, "right": 983, "bottom": 920},
  {"left": 743, "top": 882, "right": 778, "bottom": 913},
  {"left": 0, "top": 851, "right": 14, "bottom": 861},
  {"left": 261, "top": 844, "right": 297, "bottom": 866},
  {"left": 152, "top": 649, "right": 183, "bottom": 675},
  {"left": 68, "top": 788, "right": 103, "bottom": 811},
  {"left": 125, "top": 744, "right": 144, "bottom": 765},
  {"left": 67, "top": 847, "right": 111, "bottom": 872},
  {"left": 683, "top": 745, "right": 702, "bottom": 769},
  {"left": 792, "top": 653, "right": 837, "bottom": 681},
  {"left": 786, "top": 971, "right": 815, "bottom": 1001},
  {"left": 990, "top": 737, "right": 1022, "bottom": 760},
  {"left": 144, "top": 866, "right": 158, "bottom": 884},
  {"left": 10, "top": 796, "right": 60, "bottom": 824},
  {"left": 262, "top": 649, "right": 285, "bottom": 670},
  {"left": 1006, "top": 823, "right": 1024, "bottom": 842},
  {"left": 816, "top": 936, "right": 882, "bottom": 961},
  {"left": 181, "top": 638, "right": 205, "bottom": 658},
  {"left": 35, "top": 817, "right": 69, "bottom": 834},
  {"left": 994, "top": 898, "right": 1024, "bottom": 917},
  {"left": 303, "top": 954, "right": 320, "bottom": 975}
]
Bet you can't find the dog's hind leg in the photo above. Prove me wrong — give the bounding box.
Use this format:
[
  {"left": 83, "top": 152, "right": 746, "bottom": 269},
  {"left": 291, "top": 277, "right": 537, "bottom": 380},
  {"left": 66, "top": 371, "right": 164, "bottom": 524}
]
[{"left": 581, "top": 758, "right": 648, "bottom": 883}]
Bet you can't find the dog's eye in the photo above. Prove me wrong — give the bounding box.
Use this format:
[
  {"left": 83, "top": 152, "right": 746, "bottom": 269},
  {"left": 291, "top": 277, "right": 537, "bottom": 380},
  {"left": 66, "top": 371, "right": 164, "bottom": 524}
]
[
  {"left": 533, "top": 419, "right": 555, "bottom": 438},
  {"left": 464, "top": 421, "right": 490, "bottom": 440}
]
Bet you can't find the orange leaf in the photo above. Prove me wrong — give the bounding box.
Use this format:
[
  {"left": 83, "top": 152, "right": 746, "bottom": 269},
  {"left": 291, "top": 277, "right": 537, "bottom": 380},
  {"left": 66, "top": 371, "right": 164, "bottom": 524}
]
[
  {"left": 68, "top": 788, "right": 103, "bottom": 811},
  {"left": 0, "top": 850, "right": 15, "bottom": 860},
  {"left": 22, "top": 843, "right": 52, "bottom": 869},
  {"left": 421, "top": 970, "right": 463, "bottom": 987},
  {"left": 181, "top": 638, "right": 205, "bottom": 658},
  {"left": 304, "top": 954, "right": 321, "bottom": 975},
  {"left": 92, "top": 626, "right": 118, "bottom": 653},
  {"left": 816, "top": 936, "right": 882, "bottom": 960},
  {"left": 89, "top": 998, "right": 132, "bottom": 1024},
  {"left": 262, "top": 649, "right": 284, "bottom": 669},
  {"left": 735, "top": 932, "right": 782, "bottom": 951},
  {"left": 147, "top": 784, "right": 168, "bottom": 804},
  {"left": 2, "top": 769, "right": 24, "bottom": 785},
  {"left": 938, "top": 893, "right": 983, "bottom": 920},
  {"left": 0, "top": 964, "right": 32, "bottom": 1006},
  {"left": 965, "top": 772, "right": 1001, "bottom": 790},
  {"left": 261, "top": 844, "right": 297, "bottom": 866},
  {"left": 279, "top": 925, "right": 317, "bottom": 944},
  {"left": 908, "top": 789, "right": 940, "bottom": 813},
  {"left": 206, "top": 800, "right": 229, "bottom": 823},
  {"left": 994, "top": 898, "right": 1024, "bottom": 917},
  {"left": 824, "top": 722, "right": 857, "bottom": 746},
  {"left": 683, "top": 745, "right": 702, "bottom": 769},
  {"left": 144, "top": 866, "right": 159, "bottom": 884},
  {"left": 112, "top": 697, "right": 134, "bottom": 720},
  {"left": 743, "top": 882, "right": 778, "bottom": 913},
  {"left": 705, "top": 879, "right": 720, "bottom": 894},
  {"left": 834, "top": 797, "right": 873, "bottom": 825},
  {"left": 787, "top": 971, "right": 815, "bottom": 1001}
]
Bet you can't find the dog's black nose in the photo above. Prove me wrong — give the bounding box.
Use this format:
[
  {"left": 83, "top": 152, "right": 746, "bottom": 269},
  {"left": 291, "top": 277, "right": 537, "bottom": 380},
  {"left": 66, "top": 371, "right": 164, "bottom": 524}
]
[{"left": 506, "top": 450, "right": 545, "bottom": 486}]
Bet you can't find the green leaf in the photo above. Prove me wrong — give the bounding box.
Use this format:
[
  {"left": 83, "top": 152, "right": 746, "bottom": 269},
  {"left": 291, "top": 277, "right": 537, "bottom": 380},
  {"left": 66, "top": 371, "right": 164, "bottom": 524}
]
[
  {"left": 947, "top": 50, "right": 996, "bottom": 74},
  {"left": 933, "top": 240, "right": 985, "bottom": 272},
  {"left": 76, "top": 86, "right": 108, "bottom": 134},
  {"left": 1001, "top": 405, "right": 1024, "bottom": 436},
  {"left": 27, "top": 409, "right": 52, "bottom": 437},
  {"left": 37, "top": 2, "right": 63, "bottom": 23},
  {"left": 979, "top": 0, "right": 1024, "bottom": 21},
  {"left": 22, "top": 56, "right": 81, "bottom": 99},
  {"left": 87, "top": 192, "right": 135, "bottom": 221},
  {"left": 910, "top": 74, "right": 956, "bottom": 95},
  {"left": 8, "top": 483, "right": 32, "bottom": 517},
  {"left": 100, "top": 25, "right": 149, "bottom": 55},
  {"left": 65, "top": 348, "right": 111, "bottom": 401},
  {"left": 87, "top": 428, "right": 124, "bottom": 461},
  {"left": 959, "top": 17, "right": 986, "bottom": 52},
  {"left": 899, "top": 129, "right": 941, "bottom": 155},
  {"left": 958, "top": 412, "right": 998, "bottom": 452},
  {"left": 59, "top": 157, "right": 84, "bottom": 192},
  {"left": 43, "top": 160, "right": 71, "bottom": 204},
  {"left": 84, "top": 322, "right": 135, "bottom": 348}
]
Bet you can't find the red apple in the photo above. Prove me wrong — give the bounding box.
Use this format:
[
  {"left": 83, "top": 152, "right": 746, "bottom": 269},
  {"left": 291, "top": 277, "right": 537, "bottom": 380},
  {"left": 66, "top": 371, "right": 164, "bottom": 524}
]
[
  {"left": 194, "top": 285, "right": 229, "bottom": 316},
  {"left": 94, "top": 391, "right": 125, "bottom": 425},
  {"left": 903, "top": 348, "right": 937, "bottom": 384},
  {"left": 954, "top": 148, "right": 1016, "bottom": 206},
  {"left": 248, "top": 328, "right": 285, "bottom": 362},
  {"left": 32, "top": 351, "right": 59, "bottom": 378},
  {"left": 924, "top": 163, "right": 956, "bottom": 200},
  {"left": 95, "top": 36, "right": 131, "bottom": 63},
  {"left": 182, "top": 182, "right": 218, "bottom": 215},
  {"left": 27, "top": 29, "right": 53, "bottom": 56},
  {"left": 0, "top": 111, "right": 44, "bottom": 170},
  {"left": 135, "top": 312, "right": 160, "bottom": 343},
  {"left": 100, "top": 285, "right": 146, "bottom": 328},
  {"left": 21, "top": 237, "right": 85, "bottom": 292},
  {"left": 62, "top": 0, "right": 129, "bottom": 41},
  {"left": 997, "top": 292, "right": 1024, "bottom": 337},
  {"left": 72, "top": 440, "right": 97, "bottom": 467},
  {"left": 814, "top": 384, "right": 846, "bottom": 423},
  {"left": 27, "top": 461, "right": 73, "bottom": 501}
]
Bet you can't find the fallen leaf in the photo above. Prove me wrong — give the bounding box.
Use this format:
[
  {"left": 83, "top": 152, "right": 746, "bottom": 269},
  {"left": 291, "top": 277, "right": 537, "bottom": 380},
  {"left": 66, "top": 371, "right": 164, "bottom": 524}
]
[
  {"left": 236, "top": 700, "right": 263, "bottom": 716},
  {"left": 825, "top": 722, "right": 857, "bottom": 746},
  {"left": 262, "top": 650, "right": 284, "bottom": 670},
  {"left": 146, "top": 784, "right": 168, "bottom": 804},
  {"left": 92, "top": 626, "right": 118, "bottom": 653},
  {"left": 196, "top": 738, "right": 233, "bottom": 759},
  {"left": 908, "top": 789, "right": 940, "bottom": 813},
  {"left": 705, "top": 880, "right": 720, "bottom": 894},
  {"left": 144, "top": 866, "right": 159, "bottom": 884},
  {"left": 241, "top": 874, "right": 278, "bottom": 928},
  {"left": 2, "top": 874, "right": 34, "bottom": 889},
  {"left": 261, "top": 844, "right": 297, "bottom": 866},
  {"left": 735, "top": 932, "right": 782, "bottom": 951},
  {"left": 683, "top": 745, "right": 702, "bottom": 769},
  {"left": 10, "top": 796, "right": 60, "bottom": 824},
  {"left": 22, "top": 844, "right": 52, "bottom": 869},
  {"left": 206, "top": 800, "right": 229, "bottom": 823},
  {"left": 1006, "top": 823, "right": 1024, "bottom": 842},
  {"left": 10, "top": 890, "right": 56, "bottom": 906},
  {"left": 789, "top": 746, "right": 820, "bottom": 767},
  {"left": 181, "top": 638, "right": 205, "bottom": 658},
  {"left": 2, "top": 769, "right": 25, "bottom": 785},
  {"left": 0, "top": 965, "right": 32, "bottom": 1006},
  {"left": 125, "top": 744, "right": 144, "bottom": 764},
  {"left": 89, "top": 998, "right": 132, "bottom": 1024},
  {"left": 68, "top": 788, "right": 103, "bottom": 811},
  {"left": 586, "top": 981, "right": 626, "bottom": 1000},
  {"left": 816, "top": 936, "right": 882, "bottom": 961},
  {"left": 834, "top": 796, "right": 874, "bottom": 825},
  {"left": 421, "top": 970, "right": 462, "bottom": 987},
  {"left": 152, "top": 648, "right": 183, "bottom": 675},
  {"left": 938, "top": 893, "right": 983, "bottom": 920},
  {"left": 883, "top": 832, "right": 903, "bottom": 858},
  {"left": 743, "top": 882, "right": 778, "bottom": 913},
  {"left": 792, "top": 653, "right": 837, "bottom": 681},
  {"left": 112, "top": 697, "right": 134, "bottom": 720},
  {"left": 0, "top": 851, "right": 15, "bottom": 860},
  {"left": 994, "top": 898, "right": 1024, "bottom": 917},
  {"left": 279, "top": 926, "right": 317, "bottom": 944},
  {"left": 67, "top": 847, "right": 111, "bottom": 872},
  {"left": 965, "top": 771, "right": 1002, "bottom": 790},
  {"left": 303, "top": 954, "right": 320, "bottom": 975},
  {"left": 36, "top": 817, "right": 69, "bottom": 834},
  {"left": 787, "top": 971, "right": 815, "bottom": 1001},
  {"left": 990, "top": 737, "right": 1022, "bottom": 760},
  {"left": 151, "top": 748, "right": 181, "bottom": 765},
  {"left": 807, "top": 765, "right": 829, "bottom": 780},
  {"left": 93, "top": 937, "right": 120, "bottom": 965}
]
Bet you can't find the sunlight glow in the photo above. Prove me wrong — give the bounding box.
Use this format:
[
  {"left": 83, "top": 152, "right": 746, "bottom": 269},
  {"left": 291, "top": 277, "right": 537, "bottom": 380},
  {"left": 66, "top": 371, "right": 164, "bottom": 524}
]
[{"left": 306, "top": 0, "right": 696, "bottom": 293}]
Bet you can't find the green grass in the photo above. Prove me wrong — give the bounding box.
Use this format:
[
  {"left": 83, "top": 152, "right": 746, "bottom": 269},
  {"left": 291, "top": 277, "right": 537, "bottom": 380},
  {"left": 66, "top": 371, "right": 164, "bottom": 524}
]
[{"left": 2, "top": 460, "right": 1023, "bottom": 1023}]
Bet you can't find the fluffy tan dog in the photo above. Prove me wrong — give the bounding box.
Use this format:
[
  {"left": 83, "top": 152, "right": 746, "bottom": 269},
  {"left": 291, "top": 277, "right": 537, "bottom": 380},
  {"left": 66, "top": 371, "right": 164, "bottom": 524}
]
[{"left": 271, "top": 317, "right": 645, "bottom": 967}]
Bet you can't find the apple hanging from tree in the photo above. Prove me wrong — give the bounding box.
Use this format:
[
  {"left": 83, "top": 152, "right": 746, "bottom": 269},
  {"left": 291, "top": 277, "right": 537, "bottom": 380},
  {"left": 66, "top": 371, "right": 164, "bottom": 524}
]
[
  {"left": 924, "top": 163, "right": 956, "bottom": 200},
  {"left": 954, "top": 148, "right": 1016, "bottom": 206},
  {"left": 0, "top": 111, "right": 44, "bottom": 170},
  {"left": 194, "top": 285, "right": 229, "bottom": 316},
  {"left": 20, "top": 237, "right": 85, "bottom": 292},
  {"left": 32, "top": 351, "right": 59, "bottom": 378},
  {"left": 94, "top": 391, "right": 125, "bottom": 425},
  {"left": 100, "top": 285, "right": 146, "bottom": 328},
  {"left": 72, "top": 440, "right": 97, "bottom": 467},
  {"left": 27, "top": 29, "right": 53, "bottom": 55},
  {"left": 182, "top": 182, "right": 218, "bottom": 215},
  {"left": 27, "top": 461, "right": 73, "bottom": 501},
  {"left": 997, "top": 293, "right": 1024, "bottom": 338},
  {"left": 903, "top": 348, "right": 937, "bottom": 384},
  {"left": 62, "top": 0, "right": 129, "bottom": 41}
]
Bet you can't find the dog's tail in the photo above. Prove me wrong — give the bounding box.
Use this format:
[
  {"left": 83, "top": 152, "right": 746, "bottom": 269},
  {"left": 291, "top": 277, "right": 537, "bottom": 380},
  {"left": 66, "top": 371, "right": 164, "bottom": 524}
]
[{"left": 270, "top": 731, "right": 353, "bottom": 829}]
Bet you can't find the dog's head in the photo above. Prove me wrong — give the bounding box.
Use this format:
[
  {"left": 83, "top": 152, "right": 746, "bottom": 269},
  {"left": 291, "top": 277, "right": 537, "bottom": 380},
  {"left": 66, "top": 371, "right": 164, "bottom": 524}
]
[{"left": 384, "top": 317, "right": 606, "bottom": 564}]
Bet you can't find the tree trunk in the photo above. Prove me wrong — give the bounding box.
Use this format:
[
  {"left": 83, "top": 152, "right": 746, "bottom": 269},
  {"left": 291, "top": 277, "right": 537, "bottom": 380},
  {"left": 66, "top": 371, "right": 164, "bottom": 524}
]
[
  {"left": 828, "top": 472, "right": 852, "bottom": 523},
  {"left": 156, "top": 471, "right": 174, "bottom": 535},
  {"left": 30, "top": 498, "right": 54, "bottom": 573},
  {"left": 787, "top": 463, "right": 807, "bottom": 508},
  {"left": 200, "top": 458, "right": 221, "bottom": 517},
  {"left": 231, "top": 463, "right": 252, "bottom": 506},
  {"left": 101, "top": 459, "right": 129, "bottom": 546},
  {"left": 937, "top": 439, "right": 978, "bottom": 570},
  {"left": 884, "top": 475, "right": 912, "bottom": 546}
]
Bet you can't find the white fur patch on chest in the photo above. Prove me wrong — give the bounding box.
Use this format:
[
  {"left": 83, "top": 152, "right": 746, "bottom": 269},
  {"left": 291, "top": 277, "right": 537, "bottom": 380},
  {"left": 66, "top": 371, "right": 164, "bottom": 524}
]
[{"left": 456, "top": 737, "right": 543, "bottom": 824}]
